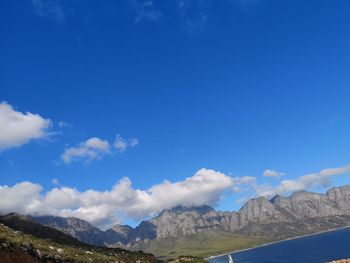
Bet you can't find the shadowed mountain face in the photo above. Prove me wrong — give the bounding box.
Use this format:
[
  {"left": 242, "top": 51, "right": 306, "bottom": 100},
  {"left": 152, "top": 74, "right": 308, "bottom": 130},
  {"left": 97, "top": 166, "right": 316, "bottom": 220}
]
[
  {"left": 0, "top": 213, "right": 88, "bottom": 247},
  {"left": 31, "top": 185, "right": 350, "bottom": 255},
  {"left": 32, "top": 216, "right": 108, "bottom": 246}
]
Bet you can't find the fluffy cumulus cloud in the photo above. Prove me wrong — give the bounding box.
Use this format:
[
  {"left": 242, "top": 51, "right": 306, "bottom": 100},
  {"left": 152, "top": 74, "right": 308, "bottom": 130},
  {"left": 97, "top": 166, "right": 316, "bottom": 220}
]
[
  {"left": 61, "top": 135, "right": 138, "bottom": 164},
  {"left": 0, "top": 102, "right": 52, "bottom": 151},
  {"left": 142, "top": 168, "right": 233, "bottom": 215},
  {"left": 0, "top": 182, "right": 43, "bottom": 215},
  {"left": 263, "top": 169, "right": 285, "bottom": 178},
  {"left": 0, "top": 168, "right": 233, "bottom": 229},
  {"left": 61, "top": 137, "right": 110, "bottom": 164}
]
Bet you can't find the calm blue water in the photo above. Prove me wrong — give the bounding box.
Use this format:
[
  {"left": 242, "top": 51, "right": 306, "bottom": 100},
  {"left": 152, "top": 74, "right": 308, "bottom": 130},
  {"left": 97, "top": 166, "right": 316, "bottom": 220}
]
[{"left": 208, "top": 228, "right": 350, "bottom": 263}]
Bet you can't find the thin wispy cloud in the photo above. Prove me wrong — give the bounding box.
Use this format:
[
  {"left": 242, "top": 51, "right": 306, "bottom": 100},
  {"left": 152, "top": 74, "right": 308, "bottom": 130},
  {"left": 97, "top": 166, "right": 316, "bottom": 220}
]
[
  {"left": 263, "top": 169, "right": 285, "bottom": 178},
  {"left": 51, "top": 178, "right": 60, "bottom": 186},
  {"left": 58, "top": 121, "right": 70, "bottom": 128},
  {"left": 220, "top": 164, "right": 350, "bottom": 203},
  {"left": 30, "top": 0, "right": 260, "bottom": 31},
  {"left": 130, "top": 0, "right": 258, "bottom": 30},
  {"left": 129, "top": 0, "right": 162, "bottom": 23},
  {"left": 232, "top": 176, "right": 257, "bottom": 193},
  {"left": 229, "top": 0, "right": 260, "bottom": 9},
  {"left": 114, "top": 134, "right": 139, "bottom": 153},
  {"left": 32, "top": 0, "right": 65, "bottom": 23},
  {"left": 170, "top": 0, "right": 211, "bottom": 33},
  {"left": 256, "top": 165, "right": 350, "bottom": 198}
]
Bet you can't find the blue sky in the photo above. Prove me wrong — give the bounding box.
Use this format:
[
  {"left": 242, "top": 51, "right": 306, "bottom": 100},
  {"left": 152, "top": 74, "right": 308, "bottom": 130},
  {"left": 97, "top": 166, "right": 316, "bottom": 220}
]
[{"left": 1, "top": 0, "right": 350, "bottom": 228}]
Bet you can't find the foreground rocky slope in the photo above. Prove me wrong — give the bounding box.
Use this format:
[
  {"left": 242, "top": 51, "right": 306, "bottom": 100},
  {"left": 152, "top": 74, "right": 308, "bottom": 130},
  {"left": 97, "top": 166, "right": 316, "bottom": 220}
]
[
  {"left": 0, "top": 219, "right": 158, "bottom": 263},
  {"left": 33, "top": 185, "right": 350, "bottom": 258}
]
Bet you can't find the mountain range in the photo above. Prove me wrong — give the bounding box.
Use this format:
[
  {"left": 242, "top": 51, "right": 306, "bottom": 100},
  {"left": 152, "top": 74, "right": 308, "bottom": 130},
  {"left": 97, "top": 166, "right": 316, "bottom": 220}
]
[{"left": 31, "top": 185, "right": 350, "bottom": 259}]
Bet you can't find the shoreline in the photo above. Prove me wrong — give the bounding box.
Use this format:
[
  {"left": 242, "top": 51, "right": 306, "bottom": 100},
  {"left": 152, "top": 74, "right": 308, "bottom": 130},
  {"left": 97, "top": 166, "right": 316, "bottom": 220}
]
[{"left": 206, "top": 225, "right": 350, "bottom": 260}]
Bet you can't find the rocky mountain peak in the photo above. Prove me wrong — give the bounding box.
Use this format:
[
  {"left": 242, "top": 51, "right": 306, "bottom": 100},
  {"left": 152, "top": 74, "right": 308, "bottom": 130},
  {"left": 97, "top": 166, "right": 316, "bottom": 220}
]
[
  {"left": 238, "top": 196, "right": 288, "bottom": 224},
  {"left": 34, "top": 215, "right": 99, "bottom": 232},
  {"left": 327, "top": 185, "right": 350, "bottom": 198},
  {"left": 290, "top": 190, "right": 320, "bottom": 199},
  {"left": 239, "top": 196, "right": 273, "bottom": 212},
  {"left": 160, "top": 205, "right": 215, "bottom": 216},
  {"left": 110, "top": 224, "right": 134, "bottom": 237},
  {"left": 269, "top": 194, "right": 290, "bottom": 205}
]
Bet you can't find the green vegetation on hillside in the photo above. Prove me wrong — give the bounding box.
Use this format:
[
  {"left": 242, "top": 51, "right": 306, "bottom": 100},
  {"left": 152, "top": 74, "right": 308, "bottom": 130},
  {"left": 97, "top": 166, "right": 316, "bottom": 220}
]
[
  {"left": 0, "top": 223, "right": 157, "bottom": 262},
  {"left": 142, "top": 231, "right": 268, "bottom": 260},
  {"left": 168, "top": 256, "right": 207, "bottom": 263}
]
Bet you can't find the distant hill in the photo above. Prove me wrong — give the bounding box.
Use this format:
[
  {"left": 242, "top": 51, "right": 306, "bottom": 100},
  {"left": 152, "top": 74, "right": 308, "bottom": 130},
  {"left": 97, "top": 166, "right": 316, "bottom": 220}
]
[{"left": 31, "top": 185, "right": 350, "bottom": 259}]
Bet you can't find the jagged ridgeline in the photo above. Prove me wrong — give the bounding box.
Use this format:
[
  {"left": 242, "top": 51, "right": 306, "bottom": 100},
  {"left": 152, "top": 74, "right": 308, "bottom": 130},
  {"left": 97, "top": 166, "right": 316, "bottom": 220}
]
[{"left": 8, "top": 185, "right": 350, "bottom": 260}]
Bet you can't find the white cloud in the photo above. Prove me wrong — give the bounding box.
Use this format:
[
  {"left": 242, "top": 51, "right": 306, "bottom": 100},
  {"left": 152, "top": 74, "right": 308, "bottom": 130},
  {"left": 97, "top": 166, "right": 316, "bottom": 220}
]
[
  {"left": 114, "top": 134, "right": 139, "bottom": 152},
  {"left": 0, "top": 168, "right": 233, "bottom": 229},
  {"left": 143, "top": 168, "right": 233, "bottom": 216},
  {"left": 85, "top": 137, "right": 110, "bottom": 151},
  {"left": 0, "top": 102, "right": 52, "bottom": 151},
  {"left": 61, "top": 135, "right": 138, "bottom": 164},
  {"left": 51, "top": 178, "right": 60, "bottom": 185},
  {"left": 263, "top": 169, "right": 285, "bottom": 178},
  {"left": 61, "top": 137, "right": 110, "bottom": 164},
  {"left": 0, "top": 182, "right": 43, "bottom": 215},
  {"left": 257, "top": 164, "right": 350, "bottom": 197},
  {"left": 58, "top": 121, "right": 70, "bottom": 128},
  {"left": 232, "top": 176, "right": 257, "bottom": 193}
]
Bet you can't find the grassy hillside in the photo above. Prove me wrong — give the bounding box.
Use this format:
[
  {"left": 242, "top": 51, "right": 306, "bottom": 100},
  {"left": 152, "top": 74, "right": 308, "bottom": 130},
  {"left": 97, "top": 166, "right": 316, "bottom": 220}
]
[
  {"left": 0, "top": 213, "right": 88, "bottom": 247},
  {"left": 141, "top": 231, "right": 268, "bottom": 260},
  {"left": 0, "top": 221, "right": 157, "bottom": 263}
]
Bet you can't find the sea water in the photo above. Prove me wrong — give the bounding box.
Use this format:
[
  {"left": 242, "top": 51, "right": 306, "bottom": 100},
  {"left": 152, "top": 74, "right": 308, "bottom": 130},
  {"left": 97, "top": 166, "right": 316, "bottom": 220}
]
[{"left": 208, "top": 227, "right": 350, "bottom": 263}]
